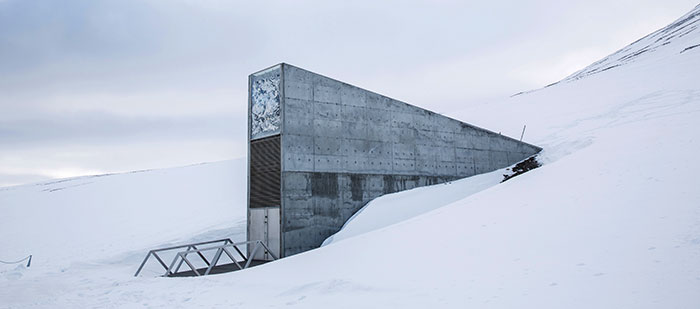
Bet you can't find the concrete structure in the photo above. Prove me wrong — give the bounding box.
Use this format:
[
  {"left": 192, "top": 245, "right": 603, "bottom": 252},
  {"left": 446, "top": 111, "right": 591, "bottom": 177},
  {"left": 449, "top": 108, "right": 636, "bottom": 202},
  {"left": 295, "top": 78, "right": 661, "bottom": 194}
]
[{"left": 248, "top": 63, "right": 541, "bottom": 259}]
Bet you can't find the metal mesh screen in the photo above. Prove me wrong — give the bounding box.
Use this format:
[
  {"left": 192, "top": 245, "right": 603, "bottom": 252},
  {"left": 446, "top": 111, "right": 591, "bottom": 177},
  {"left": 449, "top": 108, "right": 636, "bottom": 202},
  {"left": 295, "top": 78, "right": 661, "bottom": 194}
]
[{"left": 249, "top": 135, "right": 281, "bottom": 208}]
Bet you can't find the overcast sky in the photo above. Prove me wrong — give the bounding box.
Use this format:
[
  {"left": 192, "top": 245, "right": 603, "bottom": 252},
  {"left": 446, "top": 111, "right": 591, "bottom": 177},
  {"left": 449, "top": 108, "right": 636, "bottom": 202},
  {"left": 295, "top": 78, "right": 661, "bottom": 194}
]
[{"left": 0, "top": 0, "right": 696, "bottom": 187}]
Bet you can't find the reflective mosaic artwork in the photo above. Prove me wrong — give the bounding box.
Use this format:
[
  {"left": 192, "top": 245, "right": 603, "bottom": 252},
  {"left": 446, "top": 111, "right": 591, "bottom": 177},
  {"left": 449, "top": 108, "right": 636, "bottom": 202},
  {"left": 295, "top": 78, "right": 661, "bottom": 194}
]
[{"left": 250, "top": 66, "right": 281, "bottom": 140}]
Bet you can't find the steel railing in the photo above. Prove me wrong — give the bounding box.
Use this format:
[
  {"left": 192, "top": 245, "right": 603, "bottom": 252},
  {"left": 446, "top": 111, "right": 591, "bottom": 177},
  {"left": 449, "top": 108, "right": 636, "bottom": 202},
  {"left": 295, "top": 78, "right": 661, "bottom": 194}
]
[{"left": 134, "top": 238, "right": 277, "bottom": 277}]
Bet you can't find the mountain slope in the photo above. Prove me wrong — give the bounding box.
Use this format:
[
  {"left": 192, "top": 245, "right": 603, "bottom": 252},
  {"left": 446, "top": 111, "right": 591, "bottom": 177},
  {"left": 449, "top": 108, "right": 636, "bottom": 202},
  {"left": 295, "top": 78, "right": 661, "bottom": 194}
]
[{"left": 559, "top": 4, "right": 699, "bottom": 83}]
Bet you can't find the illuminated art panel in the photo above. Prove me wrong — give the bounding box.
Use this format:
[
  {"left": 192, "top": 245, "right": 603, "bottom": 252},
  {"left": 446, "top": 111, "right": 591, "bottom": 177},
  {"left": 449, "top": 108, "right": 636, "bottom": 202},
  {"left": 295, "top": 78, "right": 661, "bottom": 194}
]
[{"left": 250, "top": 65, "right": 281, "bottom": 140}]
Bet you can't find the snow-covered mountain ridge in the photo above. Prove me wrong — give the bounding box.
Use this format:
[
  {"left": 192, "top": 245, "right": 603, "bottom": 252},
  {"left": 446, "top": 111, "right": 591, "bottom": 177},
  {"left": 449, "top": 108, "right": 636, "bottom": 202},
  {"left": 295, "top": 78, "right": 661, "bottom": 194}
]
[{"left": 557, "top": 4, "right": 699, "bottom": 84}]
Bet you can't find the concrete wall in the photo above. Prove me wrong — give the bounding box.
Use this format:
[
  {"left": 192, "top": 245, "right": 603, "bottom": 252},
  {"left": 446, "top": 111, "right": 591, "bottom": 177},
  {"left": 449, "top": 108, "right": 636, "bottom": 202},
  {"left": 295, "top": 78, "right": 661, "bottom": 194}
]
[{"left": 275, "top": 63, "right": 541, "bottom": 256}]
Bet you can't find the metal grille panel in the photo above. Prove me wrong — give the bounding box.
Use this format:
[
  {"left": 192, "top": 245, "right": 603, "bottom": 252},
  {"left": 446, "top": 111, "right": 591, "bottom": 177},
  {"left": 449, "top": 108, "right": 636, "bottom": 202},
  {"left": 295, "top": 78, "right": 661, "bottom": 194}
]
[{"left": 249, "top": 135, "right": 281, "bottom": 208}]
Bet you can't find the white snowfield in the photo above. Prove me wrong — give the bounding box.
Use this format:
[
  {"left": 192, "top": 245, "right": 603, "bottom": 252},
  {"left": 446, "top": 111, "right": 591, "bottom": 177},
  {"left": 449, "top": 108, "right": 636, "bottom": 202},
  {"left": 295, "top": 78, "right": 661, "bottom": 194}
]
[
  {"left": 2, "top": 5, "right": 700, "bottom": 308},
  {"left": 0, "top": 160, "right": 247, "bottom": 272}
]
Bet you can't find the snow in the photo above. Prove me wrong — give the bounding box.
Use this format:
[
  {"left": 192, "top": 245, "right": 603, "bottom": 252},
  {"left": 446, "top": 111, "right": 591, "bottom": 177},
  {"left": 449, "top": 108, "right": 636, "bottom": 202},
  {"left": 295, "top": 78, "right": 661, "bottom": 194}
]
[
  {"left": 322, "top": 167, "right": 508, "bottom": 246},
  {"left": 0, "top": 160, "right": 247, "bottom": 279},
  {"left": 559, "top": 5, "right": 699, "bottom": 84},
  {"left": 2, "top": 5, "right": 700, "bottom": 308}
]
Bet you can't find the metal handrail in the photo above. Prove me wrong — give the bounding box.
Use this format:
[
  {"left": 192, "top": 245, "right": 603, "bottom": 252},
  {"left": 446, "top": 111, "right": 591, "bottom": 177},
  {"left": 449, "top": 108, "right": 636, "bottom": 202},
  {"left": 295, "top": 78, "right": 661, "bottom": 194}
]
[
  {"left": 134, "top": 239, "right": 276, "bottom": 277},
  {"left": 134, "top": 238, "right": 233, "bottom": 277}
]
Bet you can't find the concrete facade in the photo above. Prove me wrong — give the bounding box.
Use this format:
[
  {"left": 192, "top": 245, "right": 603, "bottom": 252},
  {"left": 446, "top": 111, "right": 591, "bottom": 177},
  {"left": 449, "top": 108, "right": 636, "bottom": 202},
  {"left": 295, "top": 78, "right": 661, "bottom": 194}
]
[{"left": 248, "top": 63, "right": 542, "bottom": 258}]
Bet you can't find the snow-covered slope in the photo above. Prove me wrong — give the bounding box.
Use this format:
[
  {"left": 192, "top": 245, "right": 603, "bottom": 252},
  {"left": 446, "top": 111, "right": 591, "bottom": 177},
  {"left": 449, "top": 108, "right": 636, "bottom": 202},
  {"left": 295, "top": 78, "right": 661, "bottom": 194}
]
[
  {"left": 2, "top": 5, "right": 700, "bottom": 308},
  {"left": 0, "top": 160, "right": 247, "bottom": 276}
]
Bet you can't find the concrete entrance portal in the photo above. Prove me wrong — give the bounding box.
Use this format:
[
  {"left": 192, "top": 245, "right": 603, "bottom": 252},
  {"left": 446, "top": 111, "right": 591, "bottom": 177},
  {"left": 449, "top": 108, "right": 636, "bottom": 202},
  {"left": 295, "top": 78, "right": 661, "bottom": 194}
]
[{"left": 247, "top": 63, "right": 543, "bottom": 259}]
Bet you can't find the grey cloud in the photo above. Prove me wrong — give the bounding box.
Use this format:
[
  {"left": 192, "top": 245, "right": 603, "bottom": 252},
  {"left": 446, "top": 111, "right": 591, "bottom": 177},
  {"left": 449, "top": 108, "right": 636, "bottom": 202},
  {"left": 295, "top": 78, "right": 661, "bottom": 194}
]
[
  {"left": 0, "top": 0, "right": 696, "bottom": 186},
  {"left": 0, "top": 111, "right": 245, "bottom": 146}
]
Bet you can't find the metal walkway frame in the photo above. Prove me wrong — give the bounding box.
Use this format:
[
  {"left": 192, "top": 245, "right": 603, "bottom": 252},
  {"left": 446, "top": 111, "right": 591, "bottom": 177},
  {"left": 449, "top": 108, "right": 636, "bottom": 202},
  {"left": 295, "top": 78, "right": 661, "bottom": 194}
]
[{"left": 134, "top": 238, "right": 277, "bottom": 277}]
